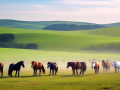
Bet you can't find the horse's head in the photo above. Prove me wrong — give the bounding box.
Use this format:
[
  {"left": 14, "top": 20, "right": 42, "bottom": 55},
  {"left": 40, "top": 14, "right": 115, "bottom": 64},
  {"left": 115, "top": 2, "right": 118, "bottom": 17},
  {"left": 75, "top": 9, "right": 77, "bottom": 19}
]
[
  {"left": 112, "top": 60, "right": 116, "bottom": 67},
  {"left": 31, "top": 61, "right": 35, "bottom": 68},
  {"left": 47, "top": 62, "right": 52, "bottom": 68},
  {"left": 91, "top": 62, "right": 95, "bottom": 69},
  {"left": 67, "top": 62, "right": 71, "bottom": 68},
  {"left": 21, "top": 61, "right": 25, "bottom": 68}
]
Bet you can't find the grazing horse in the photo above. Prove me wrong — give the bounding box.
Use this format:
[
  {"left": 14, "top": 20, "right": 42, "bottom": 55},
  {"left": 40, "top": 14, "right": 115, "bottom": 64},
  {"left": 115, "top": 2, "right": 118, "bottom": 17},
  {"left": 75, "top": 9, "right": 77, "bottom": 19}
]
[
  {"left": 67, "top": 62, "right": 86, "bottom": 75},
  {"left": 8, "top": 61, "right": 25, "bottom": 77},
  {"left": 31, "top": 61, "right": 46, "bottom": 76},
  {"left": 112, "top": 60, "right": 120, "bottom": 73},
  {"left": 47, "top": 62, "right": 58, "bottom": 75},
  {"left": 102, "top": 60, "right": 110, "bottom": 72},
  {"left": 0, "top": 62, "right": 4, "bottom": 77},
  {"left": 91, "top": 61, "right": 100, "bottom": 75}
]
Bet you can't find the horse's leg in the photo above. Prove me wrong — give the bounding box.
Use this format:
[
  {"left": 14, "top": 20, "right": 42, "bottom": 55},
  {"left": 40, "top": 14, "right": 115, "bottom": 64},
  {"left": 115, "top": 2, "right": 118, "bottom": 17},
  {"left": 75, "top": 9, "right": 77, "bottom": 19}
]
[
  {"left": 80, "top": 69, "right": 82, "bottom": 74},
  {"left": 118, "top": 68, "right": 119, "bottom": 73},
  {"left": 33, "top": 69, "right": 35, "bottom": 76},
  {"left": 115, "top": 68, "right": 117, "bottom": 73},
  {"left": 49, "top": 69, "right": 51, "bottom": 76},
  {"left": 76, "top": 69, "right": 78, "bottom": 75},
  {"left": 103, "top": 68, "right": 104, "bottom": 72},
  {"left": 36, "top": 69, "right": 37, "bottom": 76},
  {"left": 106, "top": 68, "right": 107, "bottom": 72},
  {"left": 72, "top": 69, "right": 74, "bottom": 75},
  {"left": 55, "top": 70, "right": 56, "bottom": 75},
  {"left": 1, "top": 68, "right": 3, "bottom": 77},
  {"left": 95, "top": 69, "right": 97, "bottom": 75},
  {"left": 15, "top": 70, "right": 17, "bottom": 77},
  {"left": 82, "top": 69, "right": 84, "bottom": 74},
  {"left": 18, "top": 70, "right": 20, "bottom": 77},
  {"left": 39, "top": 69, "right": 41, "bottom": 76},
  {"left": 52, "top": 69, "right": 54, "bottom": 75}
]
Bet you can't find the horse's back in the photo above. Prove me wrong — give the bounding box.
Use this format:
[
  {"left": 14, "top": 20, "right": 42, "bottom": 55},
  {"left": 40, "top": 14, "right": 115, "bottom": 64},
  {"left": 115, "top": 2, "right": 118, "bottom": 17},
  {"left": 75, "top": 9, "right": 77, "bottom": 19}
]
[{"left": 38, "top": 62, "right": 42, "bottom": 68}]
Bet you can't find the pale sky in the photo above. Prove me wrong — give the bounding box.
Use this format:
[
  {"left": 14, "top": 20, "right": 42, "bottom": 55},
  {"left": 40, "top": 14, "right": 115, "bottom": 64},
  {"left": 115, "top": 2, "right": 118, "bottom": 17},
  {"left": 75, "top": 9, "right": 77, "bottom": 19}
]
[{"left": 0, "top": 0, "right": 120, "bottom": 24}]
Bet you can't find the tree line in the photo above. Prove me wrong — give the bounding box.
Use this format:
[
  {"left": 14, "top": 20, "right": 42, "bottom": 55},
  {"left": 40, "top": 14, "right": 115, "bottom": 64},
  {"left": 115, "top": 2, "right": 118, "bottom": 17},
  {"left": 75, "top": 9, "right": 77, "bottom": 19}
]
[
  {"left": 0, "top": 33, "right": 38, "bottom": 49},
  {"left": 43, "top": 24, "right": 105, "bottom": 31},
  {"left": 83, "top": 43, "right": 120, "bottom": 52}
]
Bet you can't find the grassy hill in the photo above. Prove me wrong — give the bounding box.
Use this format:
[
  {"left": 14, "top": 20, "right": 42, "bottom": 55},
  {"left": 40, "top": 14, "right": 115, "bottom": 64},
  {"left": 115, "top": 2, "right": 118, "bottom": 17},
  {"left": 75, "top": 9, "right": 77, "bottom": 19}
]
[
  {"left": 0, "top": 19, "right": 100, "bottom": 30},
  {"left": 0, "top": 26, "right": 120, "bottom": 51},
  {"left": 104, "top": 22, "right": 120, "bottom": 27}
]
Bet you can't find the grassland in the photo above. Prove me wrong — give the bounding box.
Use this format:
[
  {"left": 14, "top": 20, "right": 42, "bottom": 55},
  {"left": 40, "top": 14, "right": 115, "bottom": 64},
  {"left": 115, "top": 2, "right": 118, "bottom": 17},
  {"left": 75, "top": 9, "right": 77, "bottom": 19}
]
[
  {"left": 1, "top": 27, "right": 120, "bottom": 51},
  {"left": 1, "top": 26, "right": 120, "bottom": 89},
  {"left": 0, "top": 48, "right": 120, "bottom": 90}
]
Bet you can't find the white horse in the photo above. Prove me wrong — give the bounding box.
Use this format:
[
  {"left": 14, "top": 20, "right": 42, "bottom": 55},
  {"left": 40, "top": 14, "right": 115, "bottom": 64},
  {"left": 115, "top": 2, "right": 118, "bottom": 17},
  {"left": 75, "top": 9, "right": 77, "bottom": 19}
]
[{"left": 112, "top": 60, "right": 120, "bottom": 73}]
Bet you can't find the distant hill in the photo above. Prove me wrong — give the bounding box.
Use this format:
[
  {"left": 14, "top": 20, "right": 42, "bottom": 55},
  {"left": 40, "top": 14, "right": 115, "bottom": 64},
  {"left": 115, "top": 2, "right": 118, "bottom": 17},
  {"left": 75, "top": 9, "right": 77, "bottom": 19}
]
[
  {"left": 0, "top": 19, "right": 99, "bottom": 30},
  {"left": 43, "top": 24, "right": 105, "bottom": 31},
  {"left": 103, "top": 22, "right": 120, "bottom": 27},
  {"left": 0, "top": 19, "right": 120, "bottom": 30}
]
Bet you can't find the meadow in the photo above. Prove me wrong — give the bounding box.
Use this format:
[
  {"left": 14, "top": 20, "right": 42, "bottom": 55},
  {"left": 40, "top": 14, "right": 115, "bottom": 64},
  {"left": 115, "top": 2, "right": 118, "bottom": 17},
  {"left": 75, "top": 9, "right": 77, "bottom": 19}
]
[
  {"left": 1, "top": 26, "right": 120, "bottom": 90},
  {"left": 0, "top": 48, "right": 120, "bottom": 90},
  {"left": 1, "top": 27, "right": 120, "bottom": 51}
]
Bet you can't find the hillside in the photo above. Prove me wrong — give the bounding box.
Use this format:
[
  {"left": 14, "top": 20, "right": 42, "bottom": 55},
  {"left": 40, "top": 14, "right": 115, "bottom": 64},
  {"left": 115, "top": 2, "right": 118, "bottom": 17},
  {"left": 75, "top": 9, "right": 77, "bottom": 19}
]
[
  {"left": 0, "top": 27, "right": 120, "bottom": 52},
  {"left": 0, "top": 19, "right": 102, "bottom": 30},
  {"left": 43, "top": 24, "right": 105, "bottom": 31},
  {"left": 104, "top": 22, "right": 120, "bottom": 27}
]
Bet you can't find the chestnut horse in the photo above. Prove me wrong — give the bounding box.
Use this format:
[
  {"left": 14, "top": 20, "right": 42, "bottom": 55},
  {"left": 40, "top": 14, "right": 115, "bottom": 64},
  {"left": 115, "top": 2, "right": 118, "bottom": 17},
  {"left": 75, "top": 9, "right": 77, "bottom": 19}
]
[
  {"left": 31, "top": 61, "right": 46, "bottom": 76},
  {"left": 102, "top": 60, "right": 110, "bottom": 72},
  {"left": 67, "top": 62, "right": 86, "bottom": 75},
  {"left": 0, "top": 62, "right": 3, "bottom": 77},
  {"left": 91, "top": 61, "right": 100, "bottom": 75}
]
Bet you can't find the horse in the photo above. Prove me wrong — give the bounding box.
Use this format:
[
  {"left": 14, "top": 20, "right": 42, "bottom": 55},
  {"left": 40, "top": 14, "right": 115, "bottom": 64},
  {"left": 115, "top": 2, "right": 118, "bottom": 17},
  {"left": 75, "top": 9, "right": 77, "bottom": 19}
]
[
  {"left": 102, "top": 60, "right": 110, "bottom": 72},
  {"left": 47, "top": 62, "right": 58, "bottom": 75},
  {"left": 67, "top": 62, "right": 86, "bottom": 75},
  {"left": 0, "top": 62, "right": 4, "bottom": 77},
  {"left": 8, "top": 61, "right": 25, "bottom": 77},
  {"left": 91, "top": 61, "right": 100, "bottom": 75},
  {"left": 31, "top": 61, "right": 46, "bottom": 76},
  {"left": 112, "top": 60, "right": 120, "bottom": 73}
]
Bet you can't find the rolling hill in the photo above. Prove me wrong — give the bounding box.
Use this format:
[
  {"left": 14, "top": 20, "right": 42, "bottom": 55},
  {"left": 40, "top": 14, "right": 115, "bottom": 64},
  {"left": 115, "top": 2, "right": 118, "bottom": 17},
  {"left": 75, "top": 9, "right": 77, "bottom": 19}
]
[
  {"left": 0, "top": 19, "right": 103, "bottom": 30},
  {"left": 0, "top": 26, "right": 120, "bottom": 52}
]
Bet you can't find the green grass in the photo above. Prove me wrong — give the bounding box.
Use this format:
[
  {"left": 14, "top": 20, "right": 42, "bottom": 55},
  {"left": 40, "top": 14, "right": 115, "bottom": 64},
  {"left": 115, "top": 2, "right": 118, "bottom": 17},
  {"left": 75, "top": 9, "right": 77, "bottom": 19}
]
[
  {"left": 1, "top": 27, "right": 120, "bottom": 51},
  {"left": 0, "top": 48, "right": 120, "bottom": 90}
]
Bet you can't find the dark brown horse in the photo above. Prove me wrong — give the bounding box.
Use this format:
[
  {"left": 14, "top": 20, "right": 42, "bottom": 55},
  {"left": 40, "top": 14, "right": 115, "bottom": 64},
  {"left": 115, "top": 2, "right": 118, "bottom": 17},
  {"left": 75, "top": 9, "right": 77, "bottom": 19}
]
[
  {"left": 0, "top": 62, "right": 3, "bottom": 77},
  {"left": 47, "top": 62, "right": 58, "bottom": 75},
  {"left": 31, "top": 61, "right": 46, "bottom": 76},
  {"left": 102, "top": 60, "right": 110, "bottom": 72},
  {"left": 67, "top": 62, "right": 86, "bottom": 75},
  {"left": 91, "top": 61, "right": 100, "bottom": 75}
]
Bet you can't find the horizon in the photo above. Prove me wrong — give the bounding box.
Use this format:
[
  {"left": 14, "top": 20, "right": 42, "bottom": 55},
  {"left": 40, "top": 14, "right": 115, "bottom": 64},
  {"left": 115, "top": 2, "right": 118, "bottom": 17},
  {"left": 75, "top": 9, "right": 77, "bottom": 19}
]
[
  {"left": 0, "top": 19, "right": 120, "bottom": 24},
  {"left": 0, "top": 0, "right": 120, "bottom": 24}
]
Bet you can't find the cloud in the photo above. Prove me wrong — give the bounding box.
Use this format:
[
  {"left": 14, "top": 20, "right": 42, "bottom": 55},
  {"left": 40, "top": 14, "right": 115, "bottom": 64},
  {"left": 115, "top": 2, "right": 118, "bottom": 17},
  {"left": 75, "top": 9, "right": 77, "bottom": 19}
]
[
  {"left": 55, "top": 0, "right": 120, "bottom": 7},
  {"left": 32, "top": 5, "right": 51, "bottom": 8}
]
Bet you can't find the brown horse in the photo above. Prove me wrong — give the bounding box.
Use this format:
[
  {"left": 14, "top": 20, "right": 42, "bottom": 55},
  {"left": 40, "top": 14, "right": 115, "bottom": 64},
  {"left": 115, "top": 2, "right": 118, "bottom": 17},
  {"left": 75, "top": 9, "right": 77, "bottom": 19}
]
[
  {"left": 67, "top": 62, "right": 86, "bottom": 75},
  {"left": 102, "top": 60, "right": 110, "bottom": 72},
  {"left": 0, "top": 62, "right": 3, "bottom": 77},
  {"left": 31, "top": 61, "right": 46, "bottom": 76},
  {"left": 91, "top": 61, "right": 100, "bottom": 75}
]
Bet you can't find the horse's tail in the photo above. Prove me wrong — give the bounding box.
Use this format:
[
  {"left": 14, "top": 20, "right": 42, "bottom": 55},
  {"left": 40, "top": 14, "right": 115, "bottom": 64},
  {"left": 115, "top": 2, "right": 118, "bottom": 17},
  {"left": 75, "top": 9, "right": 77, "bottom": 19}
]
[
  {"left": 8, "top": 64, "right": 12, "bottom": 76},
  {"left": 41, "top": 65, "right": 46, "bottom": 74},
  {"left": 55, "top": 66, "right": 58, "bottom": 73}
]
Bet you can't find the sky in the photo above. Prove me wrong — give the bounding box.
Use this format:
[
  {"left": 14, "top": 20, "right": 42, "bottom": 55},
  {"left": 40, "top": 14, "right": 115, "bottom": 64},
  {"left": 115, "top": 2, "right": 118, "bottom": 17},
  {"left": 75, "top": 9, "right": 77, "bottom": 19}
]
[{"left": 0, "top": 0, "right": 120, "bottom": 24}]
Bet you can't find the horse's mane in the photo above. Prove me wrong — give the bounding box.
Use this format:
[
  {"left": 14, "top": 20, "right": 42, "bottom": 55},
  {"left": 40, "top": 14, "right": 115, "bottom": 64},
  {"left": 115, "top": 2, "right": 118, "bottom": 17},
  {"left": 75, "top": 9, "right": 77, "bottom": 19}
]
[{"left": 16, "top": 61, "right": 24, "bottom": 65}]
